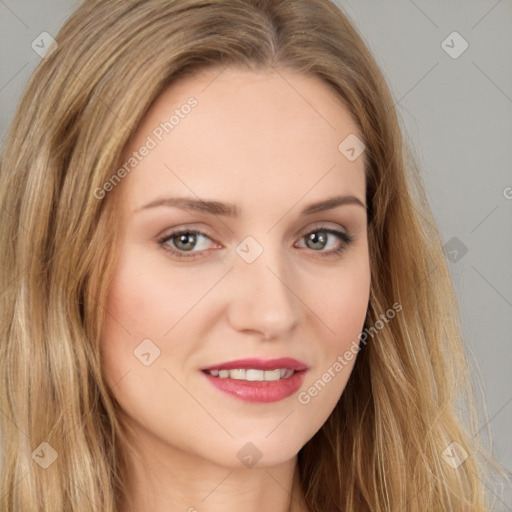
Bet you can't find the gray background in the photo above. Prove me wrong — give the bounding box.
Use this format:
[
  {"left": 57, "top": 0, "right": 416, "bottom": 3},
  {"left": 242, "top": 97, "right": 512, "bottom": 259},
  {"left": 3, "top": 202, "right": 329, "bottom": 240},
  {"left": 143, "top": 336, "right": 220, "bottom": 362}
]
[{"left": 1, "top": 0, "right": 511, "bottom": 500}]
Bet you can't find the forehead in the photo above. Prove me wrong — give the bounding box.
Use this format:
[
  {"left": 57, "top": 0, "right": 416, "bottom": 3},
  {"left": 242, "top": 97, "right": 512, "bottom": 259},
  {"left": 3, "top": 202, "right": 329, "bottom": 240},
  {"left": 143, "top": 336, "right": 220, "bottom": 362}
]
[{"left": 118, "top": 66, "right": 366, "bottom": 214}]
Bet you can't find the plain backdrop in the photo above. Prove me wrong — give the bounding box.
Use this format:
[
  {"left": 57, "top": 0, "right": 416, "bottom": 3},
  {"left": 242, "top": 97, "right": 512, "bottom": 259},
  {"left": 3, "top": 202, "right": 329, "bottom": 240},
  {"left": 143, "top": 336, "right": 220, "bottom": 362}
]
[{"left": 1, "top": 0, "right": 511, "bottom": 502}]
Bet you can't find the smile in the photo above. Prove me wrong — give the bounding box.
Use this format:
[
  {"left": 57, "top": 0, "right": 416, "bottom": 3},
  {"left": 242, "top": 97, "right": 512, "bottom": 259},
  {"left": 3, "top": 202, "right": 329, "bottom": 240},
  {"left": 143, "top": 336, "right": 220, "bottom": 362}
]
[
  {"left": 203, "top": 368, "right": 295, "bottom": 381},
  {"left": 201, "top": 368, "right": 307, "bottom": 403}
]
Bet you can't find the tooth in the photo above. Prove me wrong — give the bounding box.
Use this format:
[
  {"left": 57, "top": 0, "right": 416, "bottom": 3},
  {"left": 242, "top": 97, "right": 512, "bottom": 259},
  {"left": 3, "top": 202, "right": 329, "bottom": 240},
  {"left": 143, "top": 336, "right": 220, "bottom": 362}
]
[
  {"left": 245, "top": 369, "right": 264, "bottom": 381},
  {"left": 209, "top": 368, "right": 295, "bottom": 380},
  {"left": 229, "top": 369, "right": 246, "bottom": 380},
  {"left": 264, "top": 369, "right": 281, "bottom": 381}
]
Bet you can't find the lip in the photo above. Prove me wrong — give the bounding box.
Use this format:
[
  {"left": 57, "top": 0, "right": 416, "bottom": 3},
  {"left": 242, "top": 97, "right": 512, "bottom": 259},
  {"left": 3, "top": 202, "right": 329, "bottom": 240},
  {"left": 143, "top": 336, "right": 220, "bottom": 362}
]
[
  {"left": 201, "top": 368, "right": 308, "bottom": 403},
  {"left": 200, "top": 357, "right": 308, "bottom": 372}
]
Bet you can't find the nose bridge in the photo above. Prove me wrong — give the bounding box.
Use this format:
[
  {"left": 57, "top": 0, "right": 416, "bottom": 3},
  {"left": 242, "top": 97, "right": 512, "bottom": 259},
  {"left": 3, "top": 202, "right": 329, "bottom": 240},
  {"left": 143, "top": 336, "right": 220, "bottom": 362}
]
[{"left": 228, "top": 235, "right": 301, "bottom": 337}]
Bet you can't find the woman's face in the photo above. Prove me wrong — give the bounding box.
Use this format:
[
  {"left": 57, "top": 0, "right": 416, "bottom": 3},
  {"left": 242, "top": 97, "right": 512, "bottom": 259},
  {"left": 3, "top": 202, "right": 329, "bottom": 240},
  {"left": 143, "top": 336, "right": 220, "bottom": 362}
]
[{"left": 100, "top": 66, "right": 371, "bottom": 469}]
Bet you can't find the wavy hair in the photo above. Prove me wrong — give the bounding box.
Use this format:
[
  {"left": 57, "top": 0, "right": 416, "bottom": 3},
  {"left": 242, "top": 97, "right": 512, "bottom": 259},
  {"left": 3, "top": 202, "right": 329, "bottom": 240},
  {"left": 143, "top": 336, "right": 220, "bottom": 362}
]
[{"left": 0, "top": 0, "right": 504, "bottom": 510}]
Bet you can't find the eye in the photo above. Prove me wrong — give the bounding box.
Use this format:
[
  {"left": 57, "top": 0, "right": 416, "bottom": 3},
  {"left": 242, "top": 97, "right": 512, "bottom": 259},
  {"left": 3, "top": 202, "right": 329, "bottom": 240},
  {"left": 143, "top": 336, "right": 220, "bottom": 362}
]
[
  {"left": 295, "top": 227, "right": 354, "bottom": 258},
  {"left": 158, "top": 230, "right": 218, "bottom": 258},
  {"left": 157, "top": 225, "right": 355, "bottom": 260}
]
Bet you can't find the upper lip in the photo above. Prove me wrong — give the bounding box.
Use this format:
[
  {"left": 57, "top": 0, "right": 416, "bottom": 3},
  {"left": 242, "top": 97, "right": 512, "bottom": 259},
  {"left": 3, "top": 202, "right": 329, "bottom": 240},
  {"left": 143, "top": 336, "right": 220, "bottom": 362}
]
[{"left": 201, "top": 357, "right": 308, "bottom": 372}]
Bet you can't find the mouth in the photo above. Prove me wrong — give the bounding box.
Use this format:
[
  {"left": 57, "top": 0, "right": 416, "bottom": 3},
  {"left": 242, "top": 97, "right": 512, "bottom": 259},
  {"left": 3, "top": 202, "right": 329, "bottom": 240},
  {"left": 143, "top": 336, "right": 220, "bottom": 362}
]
[
  {"left": 202, "top": 368, "right": 303, "bottom": 381},
  {"left": 200, "top": 358, "right": 308, "bottom": 403}
]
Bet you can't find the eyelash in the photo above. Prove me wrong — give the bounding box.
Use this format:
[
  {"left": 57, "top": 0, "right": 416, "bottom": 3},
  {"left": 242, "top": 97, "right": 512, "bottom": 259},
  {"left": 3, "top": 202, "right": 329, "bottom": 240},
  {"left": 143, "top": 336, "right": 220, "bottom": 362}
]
[{"left": 157, "top": 226, "right": 355, "bottom": 260}]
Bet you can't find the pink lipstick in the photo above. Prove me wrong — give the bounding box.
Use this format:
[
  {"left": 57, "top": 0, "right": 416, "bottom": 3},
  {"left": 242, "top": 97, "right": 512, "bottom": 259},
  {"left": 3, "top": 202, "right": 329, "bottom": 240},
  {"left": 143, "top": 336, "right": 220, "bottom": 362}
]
[{"left": 200, "top": 357, "right": 308, "bottom": 403}]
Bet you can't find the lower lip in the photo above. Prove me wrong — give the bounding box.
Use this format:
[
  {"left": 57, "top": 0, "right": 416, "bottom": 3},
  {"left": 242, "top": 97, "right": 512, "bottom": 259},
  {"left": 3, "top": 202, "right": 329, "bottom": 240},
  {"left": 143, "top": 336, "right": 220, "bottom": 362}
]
[{"left": 201, "top": 370, "right": 307, "bottom": 403}]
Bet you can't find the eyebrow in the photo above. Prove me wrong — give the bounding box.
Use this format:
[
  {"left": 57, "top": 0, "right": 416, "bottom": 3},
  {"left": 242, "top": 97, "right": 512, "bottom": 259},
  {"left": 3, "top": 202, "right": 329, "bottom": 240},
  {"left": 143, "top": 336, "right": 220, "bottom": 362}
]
[{"left": 135, "top": 194, "right": 366, "bottom": 216}]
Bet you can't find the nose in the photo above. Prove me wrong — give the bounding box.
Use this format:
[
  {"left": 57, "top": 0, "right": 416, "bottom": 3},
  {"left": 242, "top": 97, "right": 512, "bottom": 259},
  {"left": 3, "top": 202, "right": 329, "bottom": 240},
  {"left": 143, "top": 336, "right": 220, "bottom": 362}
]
[{"left": 226, "top": 244, "right": 302, "bottom": 340}]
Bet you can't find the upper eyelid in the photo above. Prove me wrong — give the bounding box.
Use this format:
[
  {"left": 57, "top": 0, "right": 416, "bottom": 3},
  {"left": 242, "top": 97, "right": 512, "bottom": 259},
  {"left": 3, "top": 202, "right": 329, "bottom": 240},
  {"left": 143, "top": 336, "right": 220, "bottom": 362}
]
[
  {"left": 159, "top": 223, "right": 352, "bottom": 249},
  {"left": 160, "top": 221, "right": 350, "bottom": 241}
]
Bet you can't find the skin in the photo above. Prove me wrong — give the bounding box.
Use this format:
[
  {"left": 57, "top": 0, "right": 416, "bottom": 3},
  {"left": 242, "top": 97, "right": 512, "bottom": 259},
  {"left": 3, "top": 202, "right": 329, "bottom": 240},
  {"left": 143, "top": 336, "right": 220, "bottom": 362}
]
[{"left": 100, "top": 66, "right": 371, "bottom": 512}]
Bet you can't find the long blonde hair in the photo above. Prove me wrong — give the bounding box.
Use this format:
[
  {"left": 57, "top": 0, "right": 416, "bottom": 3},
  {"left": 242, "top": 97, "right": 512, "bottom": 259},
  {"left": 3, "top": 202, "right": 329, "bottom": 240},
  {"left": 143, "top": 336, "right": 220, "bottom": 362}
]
[{"left": 0, "top": 0, "right": 503, "bottom": 510}]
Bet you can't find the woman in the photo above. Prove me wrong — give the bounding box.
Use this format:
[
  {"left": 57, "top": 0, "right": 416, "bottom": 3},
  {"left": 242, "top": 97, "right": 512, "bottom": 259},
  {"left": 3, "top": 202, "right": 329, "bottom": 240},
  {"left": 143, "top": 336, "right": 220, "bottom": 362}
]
[{"left": 0, "top": 0, "right": 505, "bottom": 510}]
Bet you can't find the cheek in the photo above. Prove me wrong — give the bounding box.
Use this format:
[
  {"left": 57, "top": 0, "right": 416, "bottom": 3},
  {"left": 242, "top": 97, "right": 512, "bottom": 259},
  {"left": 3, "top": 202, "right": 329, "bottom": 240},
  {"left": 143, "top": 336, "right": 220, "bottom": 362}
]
[
  {"left": 103, "top": 250, "right": 198, "bottom": 340},
  {"left": 99, "top": 248, "right": 216, "bottom": 385},
  {"left": 97, "top": 238, "right": 371, "bottom": 466},
  {"left": 316, "top": 277, "right": 369, "bottom": 334},
  {"left": 297, "top": 254, "right": 370, "bottom": 413},
  {"left": 310, "top": 253, "right": 371, "bottom": 348},
  {"left": 99, "top": 251, "right": 168, "bottom": 386}
]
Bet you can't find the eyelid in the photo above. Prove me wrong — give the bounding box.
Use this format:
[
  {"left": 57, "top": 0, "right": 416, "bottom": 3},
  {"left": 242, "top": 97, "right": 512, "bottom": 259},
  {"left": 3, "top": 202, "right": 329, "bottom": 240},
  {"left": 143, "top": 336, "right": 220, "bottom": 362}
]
[
  {"left": 157, "top": 222, "right": 354, "bottom": 259},
  {"left": 158, "top": 229, "right": 220, "bottom": 257}
]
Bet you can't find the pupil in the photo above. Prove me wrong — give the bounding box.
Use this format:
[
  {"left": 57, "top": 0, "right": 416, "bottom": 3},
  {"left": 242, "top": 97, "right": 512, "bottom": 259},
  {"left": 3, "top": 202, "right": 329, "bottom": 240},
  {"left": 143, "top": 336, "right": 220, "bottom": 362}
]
[
  {"left": 173, "top": 231, "right": 328, "bottom": 252},
  {"left": 176, "top": 233, "right": 196, "bottom": 251},
  {"left": 307, "top": 231, "right": 326, "bottom": 250}
]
